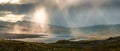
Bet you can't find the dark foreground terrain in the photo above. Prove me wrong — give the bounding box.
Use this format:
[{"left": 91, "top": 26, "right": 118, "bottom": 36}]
[{"left": 0, "top": 36, "right": 120, "bottom": 51}]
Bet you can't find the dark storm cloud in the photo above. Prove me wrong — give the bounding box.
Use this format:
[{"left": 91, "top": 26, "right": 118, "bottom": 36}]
[
  {"left": 0, "top": 4, "right": 34, "bottom": 14},
  {"left": 46, "top": 0, "right": 120, "bottom": 27},
  {"left": 102, "top": 0, "right": 120, "bottom": 8},
  {"left": 0, "top": 0, "right": 120, "bottom": 27}
]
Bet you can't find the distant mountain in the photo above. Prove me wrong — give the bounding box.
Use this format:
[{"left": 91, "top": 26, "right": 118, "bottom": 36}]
[
  {"left": 79, "top": 24, "right": 120, "bottom": 32},
  {"left": 62, "top": 24, "right": 120, "bottom": 40},
  {"left": 16, "top": 20, "right": 71, "bottom": 34},
  {"left": 0, "top": 21, "right": 15, "bottom": 32},
  {"left": 0, "top": 20, "right": 71, "bottom": 34},
  {"left": 72, "top": 24, "right": 120, "bottom": 37},
  {"left": 1, "top": 20, "right": 120, "bottom": 36}
]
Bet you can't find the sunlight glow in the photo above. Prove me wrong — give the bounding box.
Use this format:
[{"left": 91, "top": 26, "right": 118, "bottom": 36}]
[
  {"left": 0, "top": 0, "right": 20, "bottom": 4},
  {"left": 0, "top": 14, "right": 25, "bottom": 22},
  {"left": 0, "top": 0, "right": 10, "bottom": 3},
  {"left": 30, "top": 7, "right": 49, "bottom": 34},
  {"left": 32, "top": 7, "right": 48, "bottom": 24}
]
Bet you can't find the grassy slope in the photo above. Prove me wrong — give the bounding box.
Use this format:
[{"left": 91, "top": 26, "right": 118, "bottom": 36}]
[{"left": 0, "top": 36, "right": 120, "bottom": 51}]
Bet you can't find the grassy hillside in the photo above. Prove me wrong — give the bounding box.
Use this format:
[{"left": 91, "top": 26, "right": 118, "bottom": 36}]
[{"left": 0, "top": 36, "right": 120, "bottom": 51}]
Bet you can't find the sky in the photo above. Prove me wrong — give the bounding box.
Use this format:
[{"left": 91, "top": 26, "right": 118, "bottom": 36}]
[{"left": 0, "top": 0, "right": 120, "bottom": 27}]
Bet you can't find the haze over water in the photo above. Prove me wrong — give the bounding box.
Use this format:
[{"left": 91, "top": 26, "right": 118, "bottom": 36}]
[{"left": 0, "top": 0, "right": 120, "bottom": 43}]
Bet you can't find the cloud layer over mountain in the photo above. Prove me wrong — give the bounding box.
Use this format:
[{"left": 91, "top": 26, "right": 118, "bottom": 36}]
[{"left": 0, "top": 0, "right": 120, "bottom": 27}]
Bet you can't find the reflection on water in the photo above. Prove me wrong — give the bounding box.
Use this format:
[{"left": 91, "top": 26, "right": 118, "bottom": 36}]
[
  {"left": 13, "top": 34, "right": 72, "bottom": 43},
  {"left": 11, "top": 33, "right": 113, "bottom": 43}
]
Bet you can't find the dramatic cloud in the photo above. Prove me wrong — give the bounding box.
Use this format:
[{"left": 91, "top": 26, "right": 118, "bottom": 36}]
[
  {"left": 0, "top": 0, "right": 39, "bottom": 4},
  {"left": 0, "top": 0, "right": 120, "bottom": 27},
  {"left": 0, "top": 14, "right": 25, "bottom": 22},
  {"left": 0, "top": 0, "right": 21, "bottom": 4}
]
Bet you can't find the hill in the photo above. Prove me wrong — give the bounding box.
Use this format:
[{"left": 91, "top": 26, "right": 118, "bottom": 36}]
[
  {"left": 0, "top": 36, "right": 120, "bottom": 51},
  {"left": 79, "top": 24, "right": 120, "bottom": 33}
]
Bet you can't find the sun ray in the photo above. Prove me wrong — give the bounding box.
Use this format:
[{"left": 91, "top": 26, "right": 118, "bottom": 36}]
[
  {"left": 30, "top": 6, "right": 49, "bottom": 34},
  {"left": 32, "top": 7, "right": 48, "bottom": 24}
]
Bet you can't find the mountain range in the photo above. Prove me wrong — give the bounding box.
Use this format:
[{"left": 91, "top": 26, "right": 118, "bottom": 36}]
[
  {"left": 0, "top": 20, "right": 71, "bottom": 34},
  {"left": 0, "top": 21, "right": 120, "bottom": 40}
]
